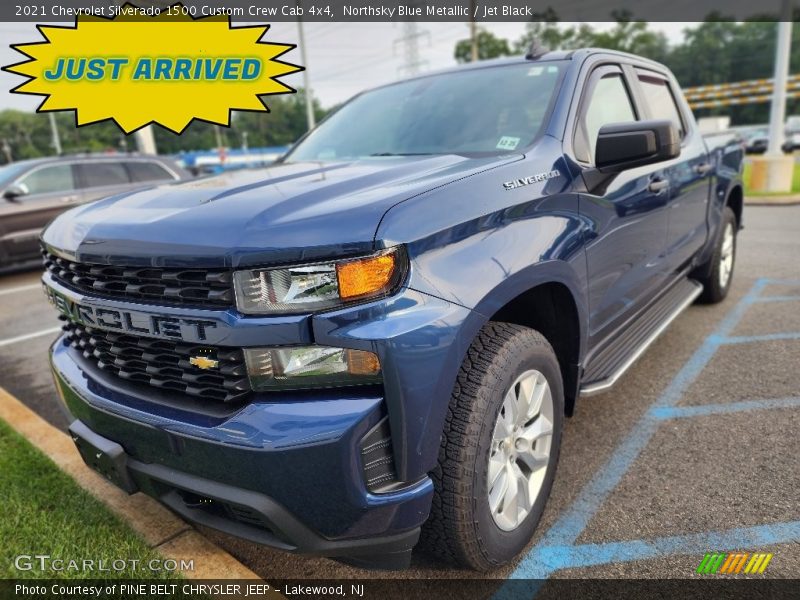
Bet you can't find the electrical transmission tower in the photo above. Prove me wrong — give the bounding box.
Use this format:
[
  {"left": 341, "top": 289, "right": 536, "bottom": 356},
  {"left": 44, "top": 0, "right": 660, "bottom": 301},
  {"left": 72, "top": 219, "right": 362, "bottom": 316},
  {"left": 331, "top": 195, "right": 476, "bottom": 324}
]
[{"left": 394, "top": 16, "right": 430, "bottom": 76}]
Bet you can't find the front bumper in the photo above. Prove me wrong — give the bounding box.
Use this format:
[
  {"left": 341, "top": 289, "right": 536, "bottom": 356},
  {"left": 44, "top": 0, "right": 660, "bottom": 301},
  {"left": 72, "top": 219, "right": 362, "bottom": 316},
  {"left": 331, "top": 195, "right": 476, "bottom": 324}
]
[
  {"left": 51, "top": 341, "right": 432, "bottom": 567},
  {"left": 45, "top": 265, "right": 479, "bottom": 565}
]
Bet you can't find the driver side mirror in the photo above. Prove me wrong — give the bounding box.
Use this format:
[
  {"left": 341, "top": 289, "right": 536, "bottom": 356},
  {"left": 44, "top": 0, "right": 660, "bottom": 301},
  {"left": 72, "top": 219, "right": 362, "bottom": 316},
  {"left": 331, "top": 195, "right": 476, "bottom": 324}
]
[
  {"left": 595, "top": 119, "right": 680, "bottom": 173},
  {"left": 3, "top": 183, "right": 28, "bottom": 201},
  {"left": 581, "top": 119, "right": 680, "bottom": 195}
]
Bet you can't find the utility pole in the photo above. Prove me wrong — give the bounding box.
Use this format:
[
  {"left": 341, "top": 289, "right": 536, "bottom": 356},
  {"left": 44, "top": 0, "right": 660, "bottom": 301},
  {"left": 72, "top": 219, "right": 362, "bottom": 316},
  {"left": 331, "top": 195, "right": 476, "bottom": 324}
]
[
  {"left": 134, "top": 126, "right": 157, "bottom": 155},
  {"left": 48, "top": 112, "right": 62, "bottom": 155},
  {"left": 296, "top": 1, "right": 315, "bottom": 131},
  {"left": 752, "top": 0, "right": 795, "bottom": 193},
  {"left": 1, "top": 139, "right": 11, "bottom": 163},
  {"left": 767, "top": 7, "right": 793, "bottom": 155},
  {"left": 469, "top": 0, "right": 478, "bottom": 62}
]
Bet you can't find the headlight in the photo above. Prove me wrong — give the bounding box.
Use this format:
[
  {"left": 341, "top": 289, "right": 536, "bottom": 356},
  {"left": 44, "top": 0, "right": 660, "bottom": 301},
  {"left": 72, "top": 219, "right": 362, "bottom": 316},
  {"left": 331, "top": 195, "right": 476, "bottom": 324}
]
[
  {"left": 244, "top": 346, "right": 381, "bottom": 390},
  {"left": 233, "top": 247, "right": 405, "bottom": 314}
]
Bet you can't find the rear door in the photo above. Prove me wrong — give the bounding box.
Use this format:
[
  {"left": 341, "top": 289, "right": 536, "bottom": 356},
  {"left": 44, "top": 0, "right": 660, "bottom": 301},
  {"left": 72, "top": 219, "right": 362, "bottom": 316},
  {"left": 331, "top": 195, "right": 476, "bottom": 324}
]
[
  {"left": 570, "top": 64, "right": 672, "bottom": 348},
  {"left": 633, "top": 68, "right": 712, "bottom": 270},
  {"left": 0, "top": 162, "right": 79, "bottom": 263}
]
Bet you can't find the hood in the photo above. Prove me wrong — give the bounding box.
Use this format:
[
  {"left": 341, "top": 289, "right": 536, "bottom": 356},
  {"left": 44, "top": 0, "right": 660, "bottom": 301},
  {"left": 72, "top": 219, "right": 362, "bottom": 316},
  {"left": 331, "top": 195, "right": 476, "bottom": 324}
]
[{"left": 42, "top": 155, "right": 519, "bottom": 268}]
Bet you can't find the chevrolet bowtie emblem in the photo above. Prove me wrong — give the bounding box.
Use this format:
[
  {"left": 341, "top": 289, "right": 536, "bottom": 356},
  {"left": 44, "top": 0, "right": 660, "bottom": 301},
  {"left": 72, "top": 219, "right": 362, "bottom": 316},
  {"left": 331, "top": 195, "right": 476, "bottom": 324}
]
[{"left": 189, "top": 355, "right": 219, "bottom": 370}]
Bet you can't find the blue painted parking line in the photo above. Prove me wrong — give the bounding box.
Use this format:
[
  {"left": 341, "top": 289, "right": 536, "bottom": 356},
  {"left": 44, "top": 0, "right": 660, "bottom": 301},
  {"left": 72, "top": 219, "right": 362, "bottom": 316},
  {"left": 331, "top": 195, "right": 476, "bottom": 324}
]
[
  {"left": 501, "top": 278, "right": 800, "bottom": 586},
  {"left": 650, "top": 397, "right": 800, "bottom": 420},
  {"left": 753, "top": 295, "right": 800, "bottom": 303},
  {"left": 529, "top": 520, "right": 800, "bottom": 573},
  {"left": 721, "top": 332, "right": 800, "bottom": 344}
]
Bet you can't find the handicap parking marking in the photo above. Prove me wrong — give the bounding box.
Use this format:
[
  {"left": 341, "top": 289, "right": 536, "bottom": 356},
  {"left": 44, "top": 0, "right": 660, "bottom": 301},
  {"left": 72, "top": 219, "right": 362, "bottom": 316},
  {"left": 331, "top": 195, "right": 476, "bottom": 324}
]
[{"left": 502, "top": 278, "right": 800, "bottom": 586}]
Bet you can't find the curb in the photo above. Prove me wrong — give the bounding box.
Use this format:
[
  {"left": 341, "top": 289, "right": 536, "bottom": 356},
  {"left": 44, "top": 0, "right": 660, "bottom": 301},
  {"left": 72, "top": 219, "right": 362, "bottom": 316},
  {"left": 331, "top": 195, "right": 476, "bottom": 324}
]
[
  {"left": 0, "top": 385, "right": 275, "bottom": 585},
  {"left": 744, "top": 195, "right": 800, "bottom": 206}
]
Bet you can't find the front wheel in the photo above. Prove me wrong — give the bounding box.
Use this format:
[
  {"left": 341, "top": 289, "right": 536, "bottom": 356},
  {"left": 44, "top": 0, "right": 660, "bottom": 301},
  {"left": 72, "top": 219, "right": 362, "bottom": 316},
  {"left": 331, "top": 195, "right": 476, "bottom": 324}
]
[
  {"left": 696, "top": 206, "right": 737, "bottom": 304},
  {"left": 419, "top": 322, "right": 564, "bottom": 571}
]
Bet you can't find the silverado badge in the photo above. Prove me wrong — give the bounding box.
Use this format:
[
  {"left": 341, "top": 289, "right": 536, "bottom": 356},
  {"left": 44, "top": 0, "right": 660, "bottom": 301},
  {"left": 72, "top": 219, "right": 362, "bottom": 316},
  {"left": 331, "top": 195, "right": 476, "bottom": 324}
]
[{"left": 189, "top": 355, "right": 219, "bottom": 370}]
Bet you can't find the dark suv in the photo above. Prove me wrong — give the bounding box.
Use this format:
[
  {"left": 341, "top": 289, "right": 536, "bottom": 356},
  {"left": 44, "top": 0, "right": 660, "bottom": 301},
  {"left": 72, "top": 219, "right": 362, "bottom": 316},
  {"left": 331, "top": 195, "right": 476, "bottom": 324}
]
[{"left": 0, "top": 154, "right": 188, "bottom": 268}]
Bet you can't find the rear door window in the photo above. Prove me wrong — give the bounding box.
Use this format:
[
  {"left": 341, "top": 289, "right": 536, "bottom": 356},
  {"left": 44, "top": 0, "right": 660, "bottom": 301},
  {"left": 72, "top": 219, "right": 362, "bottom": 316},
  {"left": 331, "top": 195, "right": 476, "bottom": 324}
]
[
  {"left": 637, "top": 71, "right": 685, "bottom": 139},
  {"left": 76, "top": 162, "right": 131, "bottom": 188},
  {"left": 125, "top": 161, "right": 175, "bottom": 183}
]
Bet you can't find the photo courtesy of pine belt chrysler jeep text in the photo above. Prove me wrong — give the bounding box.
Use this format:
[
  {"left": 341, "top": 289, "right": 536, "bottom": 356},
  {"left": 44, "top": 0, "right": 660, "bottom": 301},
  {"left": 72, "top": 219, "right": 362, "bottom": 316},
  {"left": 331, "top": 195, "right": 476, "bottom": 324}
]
[{"left": 42, "top": 47, "right": 743, "bottom": 571}]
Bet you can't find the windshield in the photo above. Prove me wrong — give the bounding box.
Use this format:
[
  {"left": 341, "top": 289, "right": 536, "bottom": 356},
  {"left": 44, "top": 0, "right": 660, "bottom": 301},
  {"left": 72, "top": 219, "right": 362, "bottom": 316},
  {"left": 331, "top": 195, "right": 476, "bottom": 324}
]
[
  {"left": 287, "top": 62, "right": 566, "bottom": 161},
  {"left": 0, "top": 161, "right": 35, "bottom": 187}
]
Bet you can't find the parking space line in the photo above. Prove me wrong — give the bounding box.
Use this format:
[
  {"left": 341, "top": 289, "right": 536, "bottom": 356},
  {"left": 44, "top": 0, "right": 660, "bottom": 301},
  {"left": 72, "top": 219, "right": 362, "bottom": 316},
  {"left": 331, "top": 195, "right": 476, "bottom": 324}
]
[
  {"left": 650, "top": 397, "right": 800, "bottom": 420},
  {"left": 0, "top": 327, "right": 61, "bottom": 348},
  {"left": 753, "top": 295, "right": 800, "bottom": 303},
  {"left": 0, "top": 282, "right": 42, "bottom": 297},
  {"left": 721, "top": 332, "right": 800, "bottom": 344},
  {"left": 503, "top": 278, "right": 799, "bottom": 585},
  {"left": 531, "top": 520, "right": 800, "bottom": 573}
]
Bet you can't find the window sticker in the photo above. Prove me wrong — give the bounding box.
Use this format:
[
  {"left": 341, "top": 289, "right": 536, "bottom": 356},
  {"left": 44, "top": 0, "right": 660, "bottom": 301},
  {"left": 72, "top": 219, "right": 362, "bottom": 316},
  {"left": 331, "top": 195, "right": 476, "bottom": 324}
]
[
  {"left": 496, "top": 136, "right": 521, "bottom": 150},
  {"left": 527, "top": 66, "right": 544, "bottom": 76}
]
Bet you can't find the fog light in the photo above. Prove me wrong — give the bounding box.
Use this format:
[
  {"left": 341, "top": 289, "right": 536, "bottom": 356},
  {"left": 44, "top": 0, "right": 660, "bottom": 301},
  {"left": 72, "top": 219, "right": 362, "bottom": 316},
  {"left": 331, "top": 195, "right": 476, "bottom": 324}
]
[{"left": 243, "top": 346, "right": 381, "bottom": 390}]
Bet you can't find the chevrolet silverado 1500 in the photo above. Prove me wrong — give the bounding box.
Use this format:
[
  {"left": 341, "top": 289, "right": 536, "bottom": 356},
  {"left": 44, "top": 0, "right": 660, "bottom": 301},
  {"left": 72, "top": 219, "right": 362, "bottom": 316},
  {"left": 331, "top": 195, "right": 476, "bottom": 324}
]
[{"left": 42, "top": 48, "right": 743, "bottom": 570}]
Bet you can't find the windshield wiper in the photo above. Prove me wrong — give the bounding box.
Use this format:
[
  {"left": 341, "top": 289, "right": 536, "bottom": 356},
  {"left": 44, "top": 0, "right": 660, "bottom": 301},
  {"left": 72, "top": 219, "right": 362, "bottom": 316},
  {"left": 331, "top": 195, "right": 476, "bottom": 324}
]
[{"left": 368, "top": 152, "right": 439, "bottom": 156}]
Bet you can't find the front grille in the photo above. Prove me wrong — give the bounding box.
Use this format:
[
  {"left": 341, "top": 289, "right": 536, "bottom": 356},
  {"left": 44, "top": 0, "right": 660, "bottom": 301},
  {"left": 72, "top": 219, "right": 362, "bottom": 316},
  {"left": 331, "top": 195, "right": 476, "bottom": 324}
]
[
  {"left": 43, "top": 250, "right": 234, "bottom": 308},
  {"left": 63, "top": 320, "right": 251, "bottom": 403}
]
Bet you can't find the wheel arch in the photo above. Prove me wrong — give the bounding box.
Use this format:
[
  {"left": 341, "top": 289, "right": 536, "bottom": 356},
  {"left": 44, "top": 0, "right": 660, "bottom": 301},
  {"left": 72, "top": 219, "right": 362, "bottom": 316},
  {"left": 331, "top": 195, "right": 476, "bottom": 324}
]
[
  {"left": 465, "top": 262, "right": 587, "bottom": 416},
  {"left": 726, "top": 183, "right": 744, "bottom": 229},
  {"left": 488, "top": 281, "right": 582, "bottom": 416}
]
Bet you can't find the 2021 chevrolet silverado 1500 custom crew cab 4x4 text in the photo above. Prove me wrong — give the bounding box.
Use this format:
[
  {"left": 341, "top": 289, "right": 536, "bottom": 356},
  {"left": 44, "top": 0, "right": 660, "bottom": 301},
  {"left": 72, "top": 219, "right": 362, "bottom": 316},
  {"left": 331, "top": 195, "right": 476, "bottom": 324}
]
[{"left": 41, "top": 48, "right": 743, "bottom": 571}]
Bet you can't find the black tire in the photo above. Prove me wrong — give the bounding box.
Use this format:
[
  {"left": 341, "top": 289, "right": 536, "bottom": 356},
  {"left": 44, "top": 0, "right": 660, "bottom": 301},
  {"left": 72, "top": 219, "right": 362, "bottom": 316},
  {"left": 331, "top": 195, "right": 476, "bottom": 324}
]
[
  {"left": 696, "top": 206, "right": 737, "bottom": 304},
  {"left": 418, "top": 322, "right": 564, "bottom": 571}
]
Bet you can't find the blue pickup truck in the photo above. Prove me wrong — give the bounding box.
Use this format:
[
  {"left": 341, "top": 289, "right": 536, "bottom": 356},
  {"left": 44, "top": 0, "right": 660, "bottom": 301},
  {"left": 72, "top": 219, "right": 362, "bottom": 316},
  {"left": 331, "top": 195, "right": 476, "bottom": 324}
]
[{"left": 41, "top": 48, "right": 743, "bottom": 571}]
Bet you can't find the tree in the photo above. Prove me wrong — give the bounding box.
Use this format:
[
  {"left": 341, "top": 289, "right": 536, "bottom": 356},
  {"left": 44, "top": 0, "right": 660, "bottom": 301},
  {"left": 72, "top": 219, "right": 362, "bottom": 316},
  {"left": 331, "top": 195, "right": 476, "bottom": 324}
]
[
  {"left": 514, "top": 10, "right": 668, "bottom": 61},
  {"left": 514, "top": 9, "right": 598, "bottom": 53},
  {"left": 0, "top": 88, "right": 328, "bottom": 163},
  {"left": 454, "top": 29, "right": 512, "bottom": 63}
]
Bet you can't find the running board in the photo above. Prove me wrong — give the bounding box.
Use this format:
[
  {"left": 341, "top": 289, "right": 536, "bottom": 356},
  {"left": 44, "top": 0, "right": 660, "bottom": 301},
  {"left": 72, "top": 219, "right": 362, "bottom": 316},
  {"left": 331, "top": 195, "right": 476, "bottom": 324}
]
[{"left": 580, "top": 278, "right": 703, "bottom": 396}]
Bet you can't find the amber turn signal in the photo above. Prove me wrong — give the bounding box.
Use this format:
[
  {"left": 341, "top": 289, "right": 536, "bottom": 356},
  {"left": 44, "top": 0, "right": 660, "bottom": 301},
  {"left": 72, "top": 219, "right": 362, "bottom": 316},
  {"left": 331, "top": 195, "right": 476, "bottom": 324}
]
[{"left": 336, "top": 252, "right": 397, "bottom": 300}]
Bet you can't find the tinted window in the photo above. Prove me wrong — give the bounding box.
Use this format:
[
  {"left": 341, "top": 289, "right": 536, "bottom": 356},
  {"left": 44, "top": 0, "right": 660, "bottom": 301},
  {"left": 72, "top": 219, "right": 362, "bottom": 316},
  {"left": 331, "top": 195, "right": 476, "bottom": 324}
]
[
  {"left": 580, "top": 73, "right": 637, "bottom": 163},
  {"left": 17, "top": 164, "right": 75, "bottom": 195},
  {"left": 126, "top": 161, "right": 174, "bottom": 183},
  {"left": 638, "top": 74, "right": 685, "bottom": 138},
  {"left": 288, "top": 62, "right": 566, "bottom": 159},
  {"left": 78, "top": 162, "right": 130, "bottom": 188}
]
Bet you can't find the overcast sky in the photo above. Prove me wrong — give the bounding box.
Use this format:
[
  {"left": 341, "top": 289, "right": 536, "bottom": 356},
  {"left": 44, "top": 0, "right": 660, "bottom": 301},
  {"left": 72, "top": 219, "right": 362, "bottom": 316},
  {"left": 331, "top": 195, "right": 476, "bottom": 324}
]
[{"left": 0, "top": 21, "right": 687, "bottom": 111}]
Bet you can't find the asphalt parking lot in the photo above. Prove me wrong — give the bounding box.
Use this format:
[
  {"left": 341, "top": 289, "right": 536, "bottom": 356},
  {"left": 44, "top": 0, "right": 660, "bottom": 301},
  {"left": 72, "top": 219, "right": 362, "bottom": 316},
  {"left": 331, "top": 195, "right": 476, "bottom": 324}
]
[{"left": 0, "top": 204, "right": 797, "bottom": 587}]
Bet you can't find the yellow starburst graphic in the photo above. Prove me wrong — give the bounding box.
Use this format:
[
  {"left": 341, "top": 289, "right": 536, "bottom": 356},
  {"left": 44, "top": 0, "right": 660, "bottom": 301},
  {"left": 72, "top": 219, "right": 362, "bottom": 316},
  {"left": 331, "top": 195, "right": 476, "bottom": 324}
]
[{"left": 2, "top": 3, "right": 303, "bottom": 134}]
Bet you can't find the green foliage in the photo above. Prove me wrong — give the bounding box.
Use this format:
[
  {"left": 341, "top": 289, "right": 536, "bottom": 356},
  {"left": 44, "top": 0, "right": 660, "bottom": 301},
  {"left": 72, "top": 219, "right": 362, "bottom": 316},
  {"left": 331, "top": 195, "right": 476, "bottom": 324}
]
[
  {"left": 0, "top": 418, "right": 178, "bottom": 579},
  {"left": 467, "top": 16, "right": 800, "bottom": 126},
  {"left": 0, "top": 90, "right": 325, "bottom": 163},
  {"left": 454, "top": 29, "right": 512, "bottom": 63}
]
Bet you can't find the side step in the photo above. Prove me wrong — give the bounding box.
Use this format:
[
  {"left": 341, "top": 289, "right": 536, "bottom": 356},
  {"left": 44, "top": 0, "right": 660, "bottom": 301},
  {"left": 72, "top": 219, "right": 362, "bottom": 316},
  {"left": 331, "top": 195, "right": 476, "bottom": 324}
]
[{"left": 580, "top": 278, "right": 703, "bottom": 396}]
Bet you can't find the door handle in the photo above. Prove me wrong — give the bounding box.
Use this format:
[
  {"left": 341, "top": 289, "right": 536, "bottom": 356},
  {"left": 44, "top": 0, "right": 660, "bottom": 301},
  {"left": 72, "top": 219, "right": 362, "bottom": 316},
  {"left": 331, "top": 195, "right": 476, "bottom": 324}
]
[
  {"left": 61, "top": 195, "right": 79, "bottom": 202},
  {"left": 694, "top": 162, "right": 712, "bottom": 175},
  {"left": 648, "top": 178, "right": 669, "bottom": 193}
]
